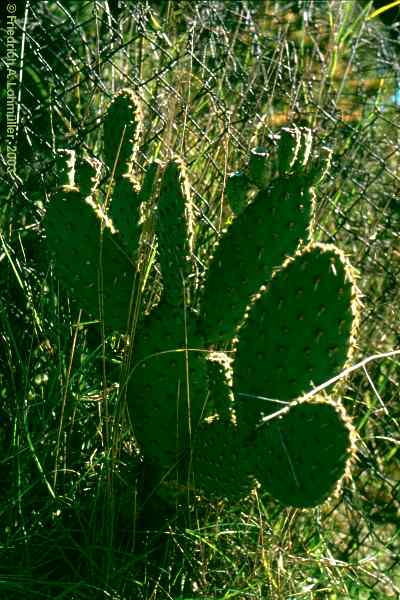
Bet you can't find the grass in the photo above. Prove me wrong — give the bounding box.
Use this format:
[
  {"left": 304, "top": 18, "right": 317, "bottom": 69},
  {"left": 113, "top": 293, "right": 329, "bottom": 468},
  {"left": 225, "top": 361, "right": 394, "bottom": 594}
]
[{"left": 1, "top": 1, "right": 400, "bottom": 598}]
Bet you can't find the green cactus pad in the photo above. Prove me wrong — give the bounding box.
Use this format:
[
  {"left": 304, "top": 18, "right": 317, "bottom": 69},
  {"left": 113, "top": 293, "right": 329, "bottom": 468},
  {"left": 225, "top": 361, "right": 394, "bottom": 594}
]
[
  {"left": 253, "top": 399, "right": 355, "bottom": 507},
  {"left": 55, "top": 149, "right": 75, "bottom": 188},
  {"left": 305, "top": 146, "right": 333, "bottom": 187},
  {"left": 247, "top": 146, "right": 270, "bottom": 189},
  {"left": 139, "top": 160, "right": 161, "bottom": 204},
  {"left": 192, "top": 418, "right": 253, "bottom": 501},
  {"left": 103, "top": 89, "right": 143, "bottom": 178},
  {"left": 108, "top": 174, "right": 141, "bottom": 258},
  {"left": 44, "top": 189, "right": 135, "bottom": 331},
  {"left": 156, "top": 160, "right": 194, "bottom": 306},
  {"left": 234, "top": 243, "right": 360, "bottom": 431},
  {"left": 75, "top": 155, "right": 101, "bottom": 197},
  {"left": 200, "top": 175, "right": 315, "bottom": 345},
  {"left": 128, "top": 302, "right": 206, "bottom": 474},
  {"left": 277, "top": 126, "right": 313, "bottom": 175},
  {"left": 293, "top": 127, "right": 313, "bottom": 171},
  {"left": 277, "top": 126, "right": 302, "bottom": 175},
  {"left": 225, "top": 171, "right": 250, "bottom": 215}
]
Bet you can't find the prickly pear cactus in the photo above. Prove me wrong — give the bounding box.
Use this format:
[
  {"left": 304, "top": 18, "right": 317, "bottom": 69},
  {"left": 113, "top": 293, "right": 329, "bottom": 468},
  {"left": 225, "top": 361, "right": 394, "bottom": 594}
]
[
  {"left": 193, "top": 124, "right": 361, "bottom": 507},
  {"left": 44, "top": 93, "right": 361, "bottom": 509},
  {"left": 44, "top": 89, "right": 145, "bottom": 331}
]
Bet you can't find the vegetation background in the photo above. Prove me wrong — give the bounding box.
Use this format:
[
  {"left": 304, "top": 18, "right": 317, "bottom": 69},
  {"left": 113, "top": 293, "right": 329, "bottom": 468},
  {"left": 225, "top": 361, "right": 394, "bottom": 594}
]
[{"left": 0, "top": 0, "right": 399, "bottom": 598}]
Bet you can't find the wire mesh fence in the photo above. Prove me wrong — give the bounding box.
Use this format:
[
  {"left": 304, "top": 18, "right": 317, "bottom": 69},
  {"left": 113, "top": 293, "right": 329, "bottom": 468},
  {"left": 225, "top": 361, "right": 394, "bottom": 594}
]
[{"left": 1, "top": 0, "right": 400, "bottom": 598}]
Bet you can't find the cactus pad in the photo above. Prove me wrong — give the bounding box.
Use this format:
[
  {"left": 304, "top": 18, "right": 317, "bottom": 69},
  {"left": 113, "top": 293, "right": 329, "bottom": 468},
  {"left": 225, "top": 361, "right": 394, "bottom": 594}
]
[
  {"left": 55, "top": 149, "right": 75, "bottom": 188},
  {"left": 200, "top": 174, "right": 315, "bottom": 345},
  {"left": 156, "top": 160, "right": 194, "bottom": 306},
  {"left": 253, "top": 398, "right": 355, "bottom": 507},
  {"left": 234, "top": 243, "right": 360, "bottom": 431},
  {"left": 108, "top": 174, "right": 141, "bottom": 258},
  {"left": 103, "top": 89, "right": 143, "bottom": 178},
  {"left": 75, "top": 155, "right": 101, "bottom": 197},
  {"left": 44, "top": 189, "right": 135, "bottom": 331},
  {"left": 277, "top": 126, "right": 302, "bottom": 174},
  {"left": 247, "top": 146, "right": 270, "bottom": 189},
  {"left": 139, "top": 160, "right": 161, "bottom": 204},
  {"left": 128, "top": 302, "right": 206, "bottom": 474},
  {"left": 225, "top": 171, "right": 250, "bottom": 215}
]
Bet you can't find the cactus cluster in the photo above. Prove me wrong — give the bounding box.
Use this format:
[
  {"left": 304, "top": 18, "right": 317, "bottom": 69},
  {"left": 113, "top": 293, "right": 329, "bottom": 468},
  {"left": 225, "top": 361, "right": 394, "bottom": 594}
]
[{"left": 44, "top": 89, "right": 361, "bottom": 508}]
